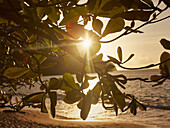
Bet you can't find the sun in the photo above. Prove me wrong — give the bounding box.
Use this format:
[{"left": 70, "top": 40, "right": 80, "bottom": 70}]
[{"left": 82, "top": 39, "right": 91, "bottom": 48}]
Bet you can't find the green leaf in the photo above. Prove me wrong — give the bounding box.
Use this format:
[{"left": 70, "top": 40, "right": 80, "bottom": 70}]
[
  {"left": 59, "top": 6, "right": 87, "bottom": 25},
  {"left": 92, "top": 53, "right": 103, "bottom": 62},
  {"left": 136, "top": 101, "right": 146, "bottom": 111},
  {"left": 41, "top": 94, "right": 48, "bottom": 113},
  {"left": 63, "top": 89, "right": 82, "bottom": 104},
  {"left": 91, "top": 82, "right": 101, "bottom": 104},
  {"left": 119, "top": 11, "right": 153, "bottom": 21},
  {"left": 4, "top": 67, "right": 30, "bottom": 79},
  {"left": 76, "top": 72, "right": 83, "bottom": 83},
  {"left": 81, "top": 91, "right": 92, "bottom": 120},
  {"left": 0, "top": 17, "right": 8, "bottom": 24},
  {"left": 36, "top": 7, "right": 45, "bottom": 19},
  {"left": 48, "top": 78, "right": 61, "bottom": 90},
  {"left": 48, "top": 2, "right": 60, "bottom": 23},
  {"left": 101, "top": 0, "right": 121, "bottom": 11},
  {"left": 87, "top": 0, "right": 96, "bottom": 11},
  {"left": 48, "top": 92, "right": 57, "bottom": 118},
  {"left": 63, "top": 73, "right": 80, "bottom": 90},
  {"left": 160, "top": 38, "right": 170, "bottom": 50},
  {"left": 92, "top": 18, "right": 103, "bottom": 35},
  {"left": 102, "top": 17, "right": 125, "bottom": 37},
  {"left": 81, "top": 80, "right": 89, "bottom": 90},
  {"left": 85, "top": 74, "right": 96, "bottom": 80},
  {"left": 110, "top": 82, "right": 125, "bottom": 111},
  {"left": 129, "top": 99, "right": 137, "bottom": 115},
  {"left": 24, "top": 92, "right": 45, "bottom": 103},
  {"left": 117, "top": 46, "right": 122, "bottom": 62}
]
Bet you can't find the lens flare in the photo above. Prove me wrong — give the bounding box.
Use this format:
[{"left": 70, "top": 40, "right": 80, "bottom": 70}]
[{"left": 82, "top": 39, "right": 91, "bottom": 48}]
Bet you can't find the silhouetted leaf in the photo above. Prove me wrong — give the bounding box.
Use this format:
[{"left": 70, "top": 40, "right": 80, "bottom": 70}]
[
  {"left": 108, "top": 56, "right": 121, "bottom": 65},
  {"left": 48, "top": 92, "right": 57, "bottom": 118},
  {"left": 4, "top": 67, "right": 30, "bottom": 79},
  {"left": 160, "top": 52, "right": 170, "bottom": 75},
  {"left": 117, "top": 46, "right": 123, "bottom": 62},
  {"left": 101, "top": 0, "right": 121, "bottom": 11},
  {"left": 119, "top": 11, "right": 153, "bottom": 21},
  {"left": 102, "top": 17, "right": 125, "bottom": 37},
  {"left": 150, "top": 75, "right": 162, "bottom": 82},
  {"left": 123, "top": 54, "right": 134, "bottom": 64},
  {"left": 162, "top": 0, "right": 170, "bottom": 7},
  {"left": 81, "top": 91, "right": 92, "bottom": 120},
  {"left": 92, "top": 18, "right": 103, "bottom": 35},
  {"left": 160, "top": 38, "right": 170, "bottom": 50}
]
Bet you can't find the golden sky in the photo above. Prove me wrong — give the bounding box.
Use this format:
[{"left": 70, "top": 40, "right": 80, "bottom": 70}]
[{"left": 80, "top": 0, "right": 170, "bottom": 69}]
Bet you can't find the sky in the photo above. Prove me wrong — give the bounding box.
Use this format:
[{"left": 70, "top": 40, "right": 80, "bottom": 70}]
[{"left": 79, "top": 0, "right": 170, "bottom": 69}]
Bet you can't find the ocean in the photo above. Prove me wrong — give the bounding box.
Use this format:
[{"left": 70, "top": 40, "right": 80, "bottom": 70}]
[{"left": 5, "top": 69, "right": 170, "bottom": 128}]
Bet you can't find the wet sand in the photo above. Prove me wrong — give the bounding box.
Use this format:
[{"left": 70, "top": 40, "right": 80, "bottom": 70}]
[{"left": 0, "top": 108, "right": 157, "bottom": 128}]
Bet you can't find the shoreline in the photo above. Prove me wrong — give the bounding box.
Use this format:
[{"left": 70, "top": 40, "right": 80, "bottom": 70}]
[{"left": 0, "top": 108, "right": 158, "bottom": 128}]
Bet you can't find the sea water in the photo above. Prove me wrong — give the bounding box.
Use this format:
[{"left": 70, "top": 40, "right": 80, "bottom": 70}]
[{"left": 6, "top": 69, "right": 170, "bottom": 128}]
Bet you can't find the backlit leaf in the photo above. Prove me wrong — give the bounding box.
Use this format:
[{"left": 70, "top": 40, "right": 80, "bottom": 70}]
[
  {"left": 76, "top": 72, "right": 83, "bottom": 83},
  {"left": 66, "top": 22, "right": 85, "bottom": 39},
  {"left": 137, "top": 101, "right": 146, "bottom": 111},
  {"left": 117, "top": 46, "right": 122, "bottom": 62},
  {"left": 110, "top": 82, "right": 125, "bottom": 111},
  {"left": 36, "top": 7, "right": 44, "bottom": 19},
  {"left": 92, "top": 18, "right": 103, "bottom": 35},
  {"left": 25, "top": 92, "right": 45, "bottom": 103},
  {"left": 4, "top": 67, "right": 30, "bottom": 79},
  {"left": 91, "top": 82, "right": 101, "bottom": 104},
  {"left": 63, "top": 73, "right": 80, "bottom": 90},
  {"left": 63, "top": 89, "right": 82, "bottom": 104},
  {"left": 87, "top": 0, "right": 96, "bottom": 11},
  {"left": 81, "top": 91, "right": 92, "bottom": 120},
  {"left": 81, "top": 80, "right": 89, "bottom": 90},
  {"left": 49, "top": 78, "right": 60, "bottom": 90},
  {"left": 102, "top": 17, "right": 125, "bottom": 37},
  {"left": 41, "top": 94, "right": 48, "bottom": 113}
]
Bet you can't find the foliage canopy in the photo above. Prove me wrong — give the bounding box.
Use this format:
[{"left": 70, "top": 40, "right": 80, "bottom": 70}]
[{"left": 0, "top": 0, "right": 170, "bottom": 120}]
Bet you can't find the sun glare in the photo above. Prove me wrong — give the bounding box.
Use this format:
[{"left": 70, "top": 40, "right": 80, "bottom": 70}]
[{"left": 82, "top": 39, "right": 91, "bottom": 48}]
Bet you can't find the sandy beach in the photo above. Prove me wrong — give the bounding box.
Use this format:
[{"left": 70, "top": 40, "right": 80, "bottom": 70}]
[{"left": 0, "top": 108, "right": 157, "bottom": 128}]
